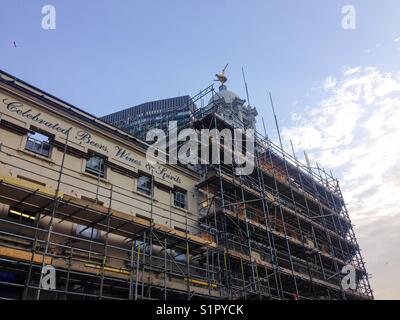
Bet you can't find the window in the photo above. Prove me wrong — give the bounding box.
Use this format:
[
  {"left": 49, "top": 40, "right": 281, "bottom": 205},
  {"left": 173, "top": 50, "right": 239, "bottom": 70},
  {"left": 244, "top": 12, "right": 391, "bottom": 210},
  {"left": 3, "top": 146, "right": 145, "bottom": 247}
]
[
  {"left": 25, "top": 130, "right": 52, "bottom": 157},
  {"left": 85, "top": 153, "right": 106, "bottom": 177},
  {"left": 174, "top": 189, "right": 187, "bottom": 209},
  {"left": 137, "top": 174, "right": 152, "bottom": 195}
]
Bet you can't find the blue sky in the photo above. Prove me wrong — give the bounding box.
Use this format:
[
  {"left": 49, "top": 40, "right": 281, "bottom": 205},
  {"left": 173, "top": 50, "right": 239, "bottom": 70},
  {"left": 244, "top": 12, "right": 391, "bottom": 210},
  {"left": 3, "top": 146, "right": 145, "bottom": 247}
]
[
  {"left": 1, "top": 1, "right": 398, "bottom": 125},
  {"left": 1, "top": 0, "right": 400, "bottom": 299}
]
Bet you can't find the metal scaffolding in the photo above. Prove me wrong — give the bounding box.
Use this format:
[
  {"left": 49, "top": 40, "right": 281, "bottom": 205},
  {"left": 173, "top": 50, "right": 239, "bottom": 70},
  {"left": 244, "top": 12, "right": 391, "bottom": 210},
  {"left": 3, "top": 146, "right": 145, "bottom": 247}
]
[
  {"left": 0, "top": 83, "right": 373, "bottom": 300},
  {"left": 0, "top": 136, "right": 221, "bottom": 300},
  {"left": 193, "top": 87, "right": 373, "bottom": 300}
]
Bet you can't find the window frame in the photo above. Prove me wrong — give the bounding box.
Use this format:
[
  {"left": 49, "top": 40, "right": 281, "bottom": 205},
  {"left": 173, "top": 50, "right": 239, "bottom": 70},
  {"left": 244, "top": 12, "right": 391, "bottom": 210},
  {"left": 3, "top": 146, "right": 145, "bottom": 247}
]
[
  {"left": 25, "top": 127, "right": 53, "bottom": 158},
  {"left": 174, "top": 189, "right": 187, "bottom": 209},
  {"left": 85, "top": 152, "right": 107, "bottom": 178},
  {"left": 137, "top": 172, "right": 153, "bottom": 196}
]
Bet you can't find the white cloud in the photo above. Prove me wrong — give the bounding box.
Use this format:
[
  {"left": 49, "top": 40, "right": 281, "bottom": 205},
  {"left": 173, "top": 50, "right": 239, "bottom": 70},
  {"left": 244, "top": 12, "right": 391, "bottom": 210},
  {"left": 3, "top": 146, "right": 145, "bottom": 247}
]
[
  {"left": 343, "top": 66, "right": 362, "bottom": 76},
  {"left": 282, "top": 67, "right": 400, "bottom": 299},
  {"left": 323, "top": 76, "right": 337, "bottom": 90},
  {"left": 395, "top": 36, "right": 400, "bottom": 42}
]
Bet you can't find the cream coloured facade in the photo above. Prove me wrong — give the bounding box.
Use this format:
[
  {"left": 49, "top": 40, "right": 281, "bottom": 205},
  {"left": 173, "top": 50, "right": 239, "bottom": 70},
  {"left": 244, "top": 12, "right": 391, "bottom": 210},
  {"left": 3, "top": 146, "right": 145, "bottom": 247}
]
[
  {"left": 0, "top": 70, "right": 218, "bottom": 300},
  {"left": 0, "top": 74, "right": 200, "bottom": 232}
]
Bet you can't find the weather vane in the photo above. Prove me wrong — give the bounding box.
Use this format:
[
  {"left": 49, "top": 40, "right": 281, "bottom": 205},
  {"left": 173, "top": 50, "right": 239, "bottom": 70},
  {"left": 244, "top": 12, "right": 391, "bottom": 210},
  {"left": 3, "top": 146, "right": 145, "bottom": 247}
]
[{"left": 215, "top": 63, "right": 229, "bottom": 85}]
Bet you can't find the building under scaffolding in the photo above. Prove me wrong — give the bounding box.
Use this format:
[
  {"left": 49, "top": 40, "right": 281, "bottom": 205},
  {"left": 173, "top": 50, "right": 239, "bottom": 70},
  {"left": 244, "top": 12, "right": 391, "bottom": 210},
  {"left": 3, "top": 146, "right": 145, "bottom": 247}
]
[{"left": 0, "top": 69, "right": 373, "bottom": 300}]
